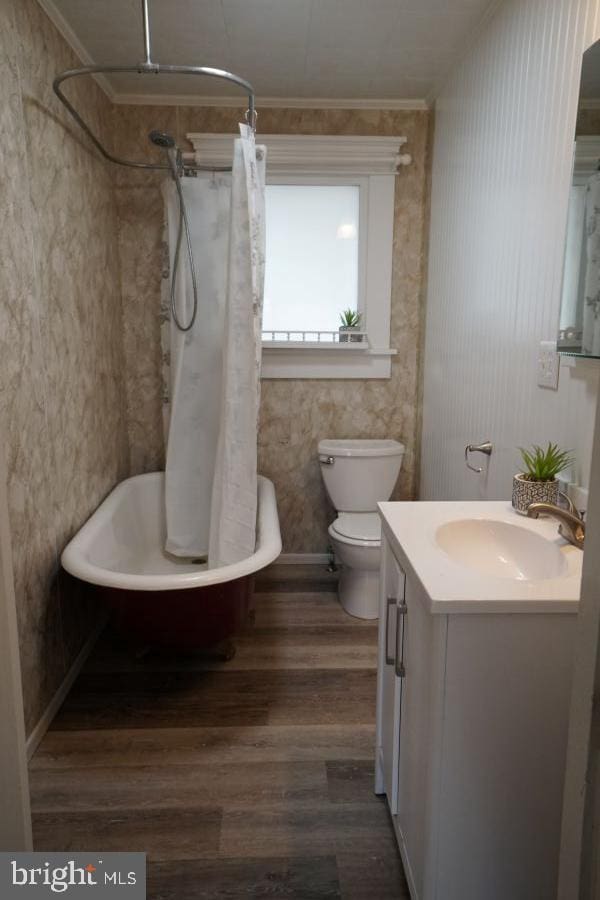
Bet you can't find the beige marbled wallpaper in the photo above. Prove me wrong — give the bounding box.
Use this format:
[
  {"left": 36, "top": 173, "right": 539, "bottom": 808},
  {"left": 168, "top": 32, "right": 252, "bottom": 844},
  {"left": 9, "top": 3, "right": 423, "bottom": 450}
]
[
  {"left": 114, "top": 105, "right": 431, "bottom": 552},
  {"left": 0, "top": 0, "right": 129, "bottom": 734}
]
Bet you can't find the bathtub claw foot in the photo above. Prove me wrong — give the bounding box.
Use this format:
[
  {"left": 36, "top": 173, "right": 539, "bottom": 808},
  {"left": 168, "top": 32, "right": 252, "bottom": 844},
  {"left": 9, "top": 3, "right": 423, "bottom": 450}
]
[{"left": 218, "top": 640, "right": 237, "bottom": 662}]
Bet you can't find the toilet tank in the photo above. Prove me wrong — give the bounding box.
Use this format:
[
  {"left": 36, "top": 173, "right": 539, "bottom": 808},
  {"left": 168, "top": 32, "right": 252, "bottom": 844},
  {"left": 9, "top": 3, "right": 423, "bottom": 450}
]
[{"left": 318, "top": 439, "right": 405, "bottom": 512}]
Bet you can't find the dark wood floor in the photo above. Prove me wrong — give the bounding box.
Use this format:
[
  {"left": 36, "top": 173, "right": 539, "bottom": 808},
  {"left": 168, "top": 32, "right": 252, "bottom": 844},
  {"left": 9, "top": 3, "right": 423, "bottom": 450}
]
[{"left": 29, "top": 564, "right": 409, "bottom": 899}]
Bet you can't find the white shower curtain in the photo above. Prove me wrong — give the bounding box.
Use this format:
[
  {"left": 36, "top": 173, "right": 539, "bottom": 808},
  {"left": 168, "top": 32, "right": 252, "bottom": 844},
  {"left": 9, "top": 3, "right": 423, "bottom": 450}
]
[
  {"left": 162, "top": 125, "right": 266, "bottom": 566},
  {"left": 583, "top": 171, "right": 600, "bottom": 356}
]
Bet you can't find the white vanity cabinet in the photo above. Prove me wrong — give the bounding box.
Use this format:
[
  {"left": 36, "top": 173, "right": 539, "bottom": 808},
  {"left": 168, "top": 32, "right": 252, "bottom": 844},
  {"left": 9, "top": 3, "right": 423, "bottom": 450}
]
[{"left": 375, "top": 515, "right": 578, "bottom": 900}]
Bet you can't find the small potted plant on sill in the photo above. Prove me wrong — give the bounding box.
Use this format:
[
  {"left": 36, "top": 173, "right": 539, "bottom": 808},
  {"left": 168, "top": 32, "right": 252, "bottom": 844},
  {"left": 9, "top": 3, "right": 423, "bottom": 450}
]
[
  {"left": 512, "top": 442, "right": 574, "bottom": 514},
  {"left": 339, "top": 308, "right": 362, "bottom": 343}
]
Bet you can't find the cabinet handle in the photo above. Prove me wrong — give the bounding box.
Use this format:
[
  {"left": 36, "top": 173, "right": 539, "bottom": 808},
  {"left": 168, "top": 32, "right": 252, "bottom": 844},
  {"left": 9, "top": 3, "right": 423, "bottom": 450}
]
[
  {"left": 395, "top": 601, "right": 407, "bottom": 678},
  {"left": 385, "top": 596, "right": 395, "bottom": 665}
]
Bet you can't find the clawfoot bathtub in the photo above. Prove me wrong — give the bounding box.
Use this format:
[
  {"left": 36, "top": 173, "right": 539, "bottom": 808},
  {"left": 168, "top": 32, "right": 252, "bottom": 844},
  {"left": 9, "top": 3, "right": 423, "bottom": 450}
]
[{"left": 61, "top": 473, "right": 281, "bottom": 649}]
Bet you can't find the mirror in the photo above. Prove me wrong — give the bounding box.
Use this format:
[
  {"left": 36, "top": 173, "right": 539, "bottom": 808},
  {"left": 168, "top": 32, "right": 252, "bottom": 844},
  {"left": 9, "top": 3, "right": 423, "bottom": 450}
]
[{"left": 558, "top": 40, "right": 600, "bottom": 357}]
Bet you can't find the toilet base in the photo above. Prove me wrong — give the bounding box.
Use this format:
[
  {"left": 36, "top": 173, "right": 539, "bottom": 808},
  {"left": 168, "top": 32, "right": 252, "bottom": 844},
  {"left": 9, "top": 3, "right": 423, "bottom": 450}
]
[{"left": 338, "top": 568, "right": 379, "bottom": 619}]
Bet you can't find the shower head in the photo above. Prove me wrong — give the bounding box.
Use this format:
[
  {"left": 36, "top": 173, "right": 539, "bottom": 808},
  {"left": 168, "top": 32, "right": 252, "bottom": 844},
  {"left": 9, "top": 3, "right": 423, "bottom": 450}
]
[
  {"left": 149, "top": 129, "right": 176, "bottom": 149},
  {"left": 149, "top": 129, "right": 183, "bottom": 181}
]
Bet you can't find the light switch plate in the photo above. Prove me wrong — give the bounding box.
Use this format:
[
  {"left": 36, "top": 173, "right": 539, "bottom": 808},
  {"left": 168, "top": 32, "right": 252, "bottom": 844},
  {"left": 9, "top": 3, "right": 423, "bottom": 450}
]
[{"left": 537, "top": 340, "right": 560, "bottom": 390}]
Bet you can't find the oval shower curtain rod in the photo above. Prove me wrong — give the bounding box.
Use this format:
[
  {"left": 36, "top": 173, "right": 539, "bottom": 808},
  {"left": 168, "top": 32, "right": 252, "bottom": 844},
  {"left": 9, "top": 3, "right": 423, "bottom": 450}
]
[{"left": 52, "top": 0, "right": 257, "bottom": 173}]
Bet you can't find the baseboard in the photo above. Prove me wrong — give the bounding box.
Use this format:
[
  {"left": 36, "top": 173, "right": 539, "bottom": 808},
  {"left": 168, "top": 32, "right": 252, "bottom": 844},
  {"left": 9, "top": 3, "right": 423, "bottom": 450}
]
[
  {"left": 276, "top": 553, "right": 331, "bottom": 565},
  {"left": 25, "top": 614, "right": 107, "bottom": 761}
]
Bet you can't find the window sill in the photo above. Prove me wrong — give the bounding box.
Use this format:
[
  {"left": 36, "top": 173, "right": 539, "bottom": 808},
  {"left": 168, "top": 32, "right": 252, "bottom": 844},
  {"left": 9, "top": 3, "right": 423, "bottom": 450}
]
[
  {"left": 261, "top": 344, "right": 396, "bottom": 379},
  {"left": 262, "top": 341, "right": 396, "bottom": 355}
]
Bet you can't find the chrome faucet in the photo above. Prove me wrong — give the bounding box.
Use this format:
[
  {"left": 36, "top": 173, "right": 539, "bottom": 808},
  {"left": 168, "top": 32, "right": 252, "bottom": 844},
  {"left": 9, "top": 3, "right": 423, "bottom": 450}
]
[{"left": 526, "top": 501, "right": 585, "bottom": 550}]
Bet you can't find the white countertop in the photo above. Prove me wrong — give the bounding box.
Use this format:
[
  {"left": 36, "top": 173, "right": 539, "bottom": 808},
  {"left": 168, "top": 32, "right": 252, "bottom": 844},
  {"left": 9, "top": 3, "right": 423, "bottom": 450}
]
[{"left": 378, "top": 500, "right": 582, "bottom": 615}]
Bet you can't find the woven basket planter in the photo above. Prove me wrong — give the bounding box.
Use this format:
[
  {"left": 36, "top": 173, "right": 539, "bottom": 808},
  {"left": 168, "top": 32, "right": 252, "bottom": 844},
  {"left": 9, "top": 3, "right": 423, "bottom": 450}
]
[{"left": 512, "top": 473, "right": 559, "bottom": 515}]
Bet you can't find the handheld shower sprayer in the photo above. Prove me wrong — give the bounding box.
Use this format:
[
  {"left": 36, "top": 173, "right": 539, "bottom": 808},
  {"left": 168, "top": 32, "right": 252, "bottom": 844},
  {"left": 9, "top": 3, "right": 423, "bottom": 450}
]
[
  {"left": 149, "top": 130, "right": 198, "bottom": 332},
  {"left": 148, "top": 129, "right": 175, "bottom": 148}
]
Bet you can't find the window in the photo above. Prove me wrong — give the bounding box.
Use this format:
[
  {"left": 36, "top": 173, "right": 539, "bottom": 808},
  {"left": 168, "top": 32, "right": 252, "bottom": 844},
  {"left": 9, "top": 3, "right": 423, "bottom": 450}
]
[
  {"left": 263, "top": 182, "right": 363, "bottom": 339},
  {"left": 260, "top": 170, "right": 395, "bottom": 378},
  {"left": 185, "top": 132, "right": 411, "bottom": 378}
]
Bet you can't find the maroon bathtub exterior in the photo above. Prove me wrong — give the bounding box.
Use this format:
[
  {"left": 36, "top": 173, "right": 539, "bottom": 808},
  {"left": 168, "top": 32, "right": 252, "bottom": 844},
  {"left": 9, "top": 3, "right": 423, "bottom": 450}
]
[{"left": 98, "top": 574, "right": 254, "bottom": 649}]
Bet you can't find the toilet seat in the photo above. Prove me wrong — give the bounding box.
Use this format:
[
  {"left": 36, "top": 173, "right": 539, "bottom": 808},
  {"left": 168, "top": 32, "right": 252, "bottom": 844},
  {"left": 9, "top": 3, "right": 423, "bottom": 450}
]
[{"left": 331, "top": 512, "right": 381, "bottom": 545}]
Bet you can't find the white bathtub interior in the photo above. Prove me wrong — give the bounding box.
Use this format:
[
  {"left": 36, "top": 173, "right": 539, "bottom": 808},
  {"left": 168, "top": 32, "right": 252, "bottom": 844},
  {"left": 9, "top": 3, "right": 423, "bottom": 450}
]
[
  {"left": 61, "top": 472, "right": 282, "bottom": 591},
  {"left": 85, "top": 473, "right": 204, "bottom": 576}
]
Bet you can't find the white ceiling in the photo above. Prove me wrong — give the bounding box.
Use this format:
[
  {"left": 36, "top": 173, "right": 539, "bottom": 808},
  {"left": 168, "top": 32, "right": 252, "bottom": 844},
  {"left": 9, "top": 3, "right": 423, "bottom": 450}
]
[{"left": 42, "top": 0, "right": 496, "bottom": 105}]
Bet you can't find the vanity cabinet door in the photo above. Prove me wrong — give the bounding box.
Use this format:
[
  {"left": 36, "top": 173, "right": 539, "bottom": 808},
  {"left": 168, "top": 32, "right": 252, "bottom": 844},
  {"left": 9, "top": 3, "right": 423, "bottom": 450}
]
[
  {"left": 395, "top": 569, "right": 440, "bottom": 900},
  {"left": 376, "top": 537, "right": 406, "bottom": 814}
]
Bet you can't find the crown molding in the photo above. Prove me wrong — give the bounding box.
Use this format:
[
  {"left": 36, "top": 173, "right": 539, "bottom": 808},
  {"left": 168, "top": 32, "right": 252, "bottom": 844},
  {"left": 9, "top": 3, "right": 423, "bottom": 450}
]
[
  {"left": 187, "top": 133, "right": 411, "bottom": 174},
  {"left": 36, "top": 0, "right": 116, "bottom": 100},
  {"left": 113, "top": 93, "right": 429, "bottom": 110}
]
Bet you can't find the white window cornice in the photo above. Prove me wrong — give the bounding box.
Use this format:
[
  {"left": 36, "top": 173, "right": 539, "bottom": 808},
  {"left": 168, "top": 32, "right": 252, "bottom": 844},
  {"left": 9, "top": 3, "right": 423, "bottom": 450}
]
[{"left": 186, "top": 133, "right": 411, "bottom": 175}]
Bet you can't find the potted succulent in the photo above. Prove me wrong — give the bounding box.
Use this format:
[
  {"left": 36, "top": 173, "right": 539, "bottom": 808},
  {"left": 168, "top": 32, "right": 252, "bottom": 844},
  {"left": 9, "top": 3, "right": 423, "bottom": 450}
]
[
  {"left": 339, "top": 308, "right": 362, "bottom": 342},
  {"left": 512, "top": 442, "right": 574, "bottom": 514}
]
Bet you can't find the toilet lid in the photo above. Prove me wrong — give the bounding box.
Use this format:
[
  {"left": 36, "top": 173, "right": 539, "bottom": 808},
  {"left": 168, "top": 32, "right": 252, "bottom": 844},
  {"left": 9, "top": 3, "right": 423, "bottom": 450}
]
[{"left": 332, "top": 513, "right": 381, "bottom": 543}]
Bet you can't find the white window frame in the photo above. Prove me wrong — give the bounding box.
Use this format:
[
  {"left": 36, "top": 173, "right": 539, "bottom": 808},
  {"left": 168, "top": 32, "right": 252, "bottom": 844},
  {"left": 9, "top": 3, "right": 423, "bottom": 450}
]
[
  {"left": 186, "top": 133, "right": 411, "bottom": 379},
  {"left": 263, "top": 174, "right": 368, "bottom": 339}
]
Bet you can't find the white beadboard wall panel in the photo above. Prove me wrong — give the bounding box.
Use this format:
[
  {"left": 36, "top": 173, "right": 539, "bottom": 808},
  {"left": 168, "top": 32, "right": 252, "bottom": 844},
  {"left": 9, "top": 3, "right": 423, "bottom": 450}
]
[{"left": 421, "top": 0, "right": 600, "bottom": 503}]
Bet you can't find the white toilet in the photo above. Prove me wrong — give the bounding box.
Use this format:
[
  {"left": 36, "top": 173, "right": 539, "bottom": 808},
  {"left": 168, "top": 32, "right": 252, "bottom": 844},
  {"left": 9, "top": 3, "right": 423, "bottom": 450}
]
[{"left": 318, "top": 439, "right": 405, "bottom": 619}]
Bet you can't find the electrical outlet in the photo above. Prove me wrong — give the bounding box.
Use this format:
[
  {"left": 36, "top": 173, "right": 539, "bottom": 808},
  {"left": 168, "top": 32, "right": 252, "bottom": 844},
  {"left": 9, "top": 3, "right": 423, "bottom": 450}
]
[{"left": 537, "top": 340, "right": 560, "bottom": 390}]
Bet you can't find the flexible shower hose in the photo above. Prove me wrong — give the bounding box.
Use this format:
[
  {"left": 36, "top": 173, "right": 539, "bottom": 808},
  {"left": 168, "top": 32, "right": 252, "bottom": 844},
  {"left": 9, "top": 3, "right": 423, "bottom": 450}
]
[{"left": 167, "top": 151, "right": 198, "bottom": 332}]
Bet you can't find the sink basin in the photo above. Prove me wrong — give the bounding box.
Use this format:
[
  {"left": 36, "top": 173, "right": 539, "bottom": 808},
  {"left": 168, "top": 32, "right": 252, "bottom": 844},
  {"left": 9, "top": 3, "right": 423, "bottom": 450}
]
[
  {"left": 435, "top": 518, "right": 568, "bottom": 581},
  {"left": 378, "top": 500, "right": 582, "bottom": 612}
]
